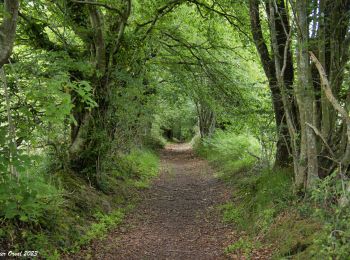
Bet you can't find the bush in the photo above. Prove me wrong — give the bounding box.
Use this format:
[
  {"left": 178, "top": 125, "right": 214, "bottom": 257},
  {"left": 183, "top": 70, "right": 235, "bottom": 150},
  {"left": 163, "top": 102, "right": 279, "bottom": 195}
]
[
  {"left": 142, "top": 134, "right": 166, "bottom": 150},
  {"left": 123, "top": 149, "right": 159, "bottom": 188},
  {"left": 225, "top": 237, "right": 258, "bottom": 258},
  {"left": 76, "top": 209, "right": 125, "bottom": 248},
  {"left": 196, "top": 129, "right": 335, "bottom": 258},
  {"left": 95, "top": 148, "right": 160, "bottom": 193}
]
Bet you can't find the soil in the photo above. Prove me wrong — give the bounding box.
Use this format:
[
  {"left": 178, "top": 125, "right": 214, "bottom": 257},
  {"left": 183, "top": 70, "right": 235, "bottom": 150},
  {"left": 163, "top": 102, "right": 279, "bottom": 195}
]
[{"left": 71, "top": 143, "right": 269, "bottom": 260}]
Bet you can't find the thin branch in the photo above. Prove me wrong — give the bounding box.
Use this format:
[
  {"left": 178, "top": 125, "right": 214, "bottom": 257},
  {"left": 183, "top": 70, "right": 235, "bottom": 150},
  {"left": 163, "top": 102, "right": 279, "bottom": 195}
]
[
  {"left": 70, "top": 0, "right": 124, "bottom": 17},
  {"left": 280, "top": 24, "right": 293, "bottom": 78},
  {"left": 310, "top": 52, "right": 350, "bottom": 126},
  {"left": 306, "top": 122, "right": 335, "bottom": 158},
  {"left": 188, "top": 0, "right": 251, "bottom": 40},
  {"left": 137, "top": 0, "right": 181, "bottom": 40}
]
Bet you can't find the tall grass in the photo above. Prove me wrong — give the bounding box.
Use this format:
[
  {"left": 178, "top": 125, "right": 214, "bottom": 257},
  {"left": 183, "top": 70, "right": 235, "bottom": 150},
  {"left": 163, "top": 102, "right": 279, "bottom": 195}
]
[{"left": 195, "top": 130, "right": 261, "bottom": 175}]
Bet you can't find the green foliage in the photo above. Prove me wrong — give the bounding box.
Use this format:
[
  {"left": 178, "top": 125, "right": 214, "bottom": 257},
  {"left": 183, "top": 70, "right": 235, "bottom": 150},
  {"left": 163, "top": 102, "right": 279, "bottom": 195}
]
[
  {"left": 1, "top": 50, "right": 95, "bottom": 167},
  {"left": 152, "top": 98, "right": 197, "bottom": 142},
  {"left": 214, "top": 163, "right": 321, "bottom": 259},
  {"left": 265, "top": 211, "right": 321, "bottom": 259},
  {"left": 196, "top": 129, "right": 294, "bottom": 236},
  {"left": 0, "top": 174, "right": 62, "bottom": 223},
  {"left": 76, "top": 210, "right": 125, "bottom": 248},
  {"left": 143, "top": 127, "right": 167, "bottom": 150},
  {"left": 123, "top": 149, "right": 160, "bottom": 188},
  {"left": 200, "top": 127, "right": 350, "bottom": 259},
  {"left": 0, "top": 170, "right": 63, "bottom": 258},
  {"left": 4, "top": 0, "right": 347, "bottom": 258},
  {"left": 195, "top": 130, "right": 261, "bottom": 175},
  {"left": 99, "top": 148, "right": 160, "bottom": 190},
  {"left": 196, "top": 130, "right": 317, "bottom": 257},
  {"left": 220, "top": 202, "right": 247, "bottom": 228},
  {"left": 308, "top": 174, "right": 350, "bottom": 259}
]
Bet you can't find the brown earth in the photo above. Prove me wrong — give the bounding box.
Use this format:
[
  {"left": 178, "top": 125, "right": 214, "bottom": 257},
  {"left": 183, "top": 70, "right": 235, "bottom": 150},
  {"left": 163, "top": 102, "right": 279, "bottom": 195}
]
[{"left": 71, "top": 143, "right": 270, "bottom": 260}]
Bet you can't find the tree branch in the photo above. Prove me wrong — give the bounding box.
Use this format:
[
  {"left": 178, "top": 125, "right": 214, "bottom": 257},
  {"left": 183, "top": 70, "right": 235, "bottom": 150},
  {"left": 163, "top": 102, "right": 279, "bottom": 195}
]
[
  {"left": 188, "top": 0, "right": 251, "bottom": 40},
  {"left": 137, "top": 0, "right": 181, "bottom": 40},
  {"left": 306, "top": 122, "right": 335, "bottom": 158},
  {"left": 310, "top": 51, "right": 350, "bottom": 165}
]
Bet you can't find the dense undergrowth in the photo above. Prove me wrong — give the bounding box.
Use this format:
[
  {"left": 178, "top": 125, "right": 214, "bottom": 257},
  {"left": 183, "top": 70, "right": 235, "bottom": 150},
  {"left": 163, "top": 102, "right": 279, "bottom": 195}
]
[
  {"left": 195, "top": 130, "right": 350, "bottom": 259},
  {"left": 0, "top": 148, "right": 160, "bottom": 259}
]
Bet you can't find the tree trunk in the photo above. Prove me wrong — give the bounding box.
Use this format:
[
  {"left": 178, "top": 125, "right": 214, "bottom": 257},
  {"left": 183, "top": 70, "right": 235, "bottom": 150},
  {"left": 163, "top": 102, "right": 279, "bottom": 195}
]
[
  {"left": 0, "top": 0, "right": 19, "bottom": 67},
  {"left": 1, "top": 67, "right": 18, "bottom": 179},
  {"left": 196, "top": 101, "right": 216, "bottom": 138},
  {"left": 296, "top": 0, "right": 319, "bottom": 189},
  {"left": 249, "top": 0, "right": 294, "bottom": 168},
  {"left": 67, "top": 1, "right": 132, "bottom": 176}
]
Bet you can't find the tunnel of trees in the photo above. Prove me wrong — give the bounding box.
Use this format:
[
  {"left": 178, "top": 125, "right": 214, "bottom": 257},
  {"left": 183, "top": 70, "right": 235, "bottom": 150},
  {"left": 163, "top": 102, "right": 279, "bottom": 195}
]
[{"left": 1, "top": 0, "right": 350, "bottom": 258}]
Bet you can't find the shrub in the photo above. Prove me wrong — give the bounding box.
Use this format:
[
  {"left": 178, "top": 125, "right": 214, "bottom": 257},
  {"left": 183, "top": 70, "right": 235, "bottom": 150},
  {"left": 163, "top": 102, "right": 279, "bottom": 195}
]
[
  {"left": 0, "top": 174, "right": 62, "bottom": 224},
  {"left": 96, "top": 148, "right": 160, "bottom": 192},
  {"left": 0, "top": 173, "right": 63, "bottom": 256},
  {"left": 0, "top": 148, "right": 160, "bottom": 258},
  {"left": 123, "top": 149, "right": 159, "bottom": 188},
  {"left": 76, "top": 209, "right": 125, "bottom": 248}
]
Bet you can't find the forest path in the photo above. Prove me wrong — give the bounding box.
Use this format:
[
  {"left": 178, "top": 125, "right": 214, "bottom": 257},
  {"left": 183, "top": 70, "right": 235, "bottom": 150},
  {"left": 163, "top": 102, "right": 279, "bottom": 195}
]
[{"left": 77, "top": 143, "right": 239, "bottom": 259}]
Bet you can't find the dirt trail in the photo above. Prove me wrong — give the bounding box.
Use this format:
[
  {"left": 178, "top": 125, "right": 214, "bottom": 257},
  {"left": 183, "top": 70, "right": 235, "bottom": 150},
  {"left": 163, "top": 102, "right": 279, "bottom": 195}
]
[{"left": 77, "top": 143, "right": 239, "bottom": 259}]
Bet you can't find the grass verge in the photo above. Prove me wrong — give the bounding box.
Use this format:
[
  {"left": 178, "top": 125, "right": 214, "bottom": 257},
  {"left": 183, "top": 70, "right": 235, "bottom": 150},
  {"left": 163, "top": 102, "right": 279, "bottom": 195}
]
[{"left": 194, "top": 130, "right": 322, "bottom": 259}]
